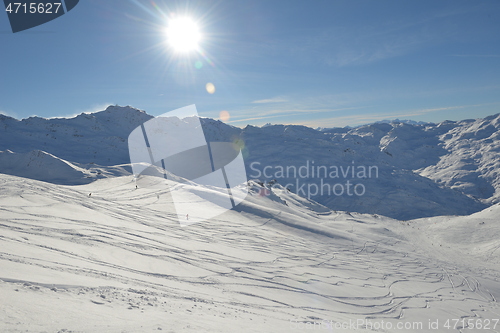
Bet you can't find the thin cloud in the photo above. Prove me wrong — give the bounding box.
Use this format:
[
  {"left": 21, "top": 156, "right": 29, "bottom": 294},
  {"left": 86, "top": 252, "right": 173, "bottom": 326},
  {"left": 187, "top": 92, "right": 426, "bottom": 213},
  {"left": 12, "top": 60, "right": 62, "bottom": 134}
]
[
  {"left": 292, "top": 103, "right": 499, "bottom": 128},
  {"left": 251, "top": 97, "right": 288, "bottom": 104},
  {"left": 77, "top": 102, "right": 114, "bottom": 114},
  {"left": 0, "top": 109, "right": 19, "bottom": 120},
  {"left": 227, "top": 106, "right": 368, "bottom": 125},
  {"left": 449, "top": 54, "right": 500, "bottom": 58},
  {"left": 228, "top": 114, "right": 288, "bottom": 124},
  {"left": 389, "top": 103, "right": 500, "bottom": 119}
]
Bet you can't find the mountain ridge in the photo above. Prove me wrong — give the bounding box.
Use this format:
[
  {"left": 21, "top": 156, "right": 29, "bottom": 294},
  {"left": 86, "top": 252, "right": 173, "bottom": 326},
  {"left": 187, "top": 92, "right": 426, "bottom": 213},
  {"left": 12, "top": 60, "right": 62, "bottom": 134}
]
[{"left": 1, "top": 105, "right": 499, "bottom": 220}]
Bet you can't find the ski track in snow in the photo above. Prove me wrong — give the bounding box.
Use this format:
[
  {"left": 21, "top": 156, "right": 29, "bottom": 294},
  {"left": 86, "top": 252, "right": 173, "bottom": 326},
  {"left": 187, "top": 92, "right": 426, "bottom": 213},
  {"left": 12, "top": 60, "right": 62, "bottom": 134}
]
[{"left": 0, "top": 175, "right": 499, "bottom": 332}]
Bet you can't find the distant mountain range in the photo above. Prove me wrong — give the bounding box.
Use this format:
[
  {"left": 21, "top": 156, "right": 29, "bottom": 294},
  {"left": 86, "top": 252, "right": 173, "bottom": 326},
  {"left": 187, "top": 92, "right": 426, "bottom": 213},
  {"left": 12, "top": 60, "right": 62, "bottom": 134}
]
[
  {"left": 315, "top": 118, "right": 433, "bottom": 131},
  {"left": 1, "top": 105, "right": 499, "bottom": 220}
]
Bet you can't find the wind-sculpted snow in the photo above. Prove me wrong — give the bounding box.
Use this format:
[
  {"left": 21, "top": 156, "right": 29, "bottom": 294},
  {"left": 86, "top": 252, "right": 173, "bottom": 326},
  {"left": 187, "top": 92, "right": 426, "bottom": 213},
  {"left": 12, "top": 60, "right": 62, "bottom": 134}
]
[
  {"left": 0, "top": 150, "right": 131, "bottom": 184},
  {"left": 0, "top": 174, "right": 499, "bottom": 332},
  {"left": 1, "top": 106, "right": 500, "bottom": 219}
]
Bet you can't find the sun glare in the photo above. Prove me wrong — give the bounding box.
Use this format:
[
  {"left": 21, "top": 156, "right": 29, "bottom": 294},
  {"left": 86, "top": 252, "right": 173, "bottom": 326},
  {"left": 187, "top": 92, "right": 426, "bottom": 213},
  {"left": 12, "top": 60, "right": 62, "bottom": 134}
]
[{"left": 166, "top": 17, "right": 201, "bottom": 53}]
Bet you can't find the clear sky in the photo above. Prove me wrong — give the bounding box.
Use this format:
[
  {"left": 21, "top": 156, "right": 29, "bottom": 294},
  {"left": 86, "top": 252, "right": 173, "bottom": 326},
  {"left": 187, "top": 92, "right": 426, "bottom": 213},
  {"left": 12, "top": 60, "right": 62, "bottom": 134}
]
[{"left": 1, "top": 0, "right": 500, "bottom": 127}]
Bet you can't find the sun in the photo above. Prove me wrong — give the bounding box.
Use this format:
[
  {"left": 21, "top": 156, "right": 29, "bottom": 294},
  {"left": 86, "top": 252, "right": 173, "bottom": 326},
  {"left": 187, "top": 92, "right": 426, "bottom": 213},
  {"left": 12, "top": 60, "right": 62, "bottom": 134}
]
[{"left": 165, "top": 17, "right": 201, "bottom": 53}]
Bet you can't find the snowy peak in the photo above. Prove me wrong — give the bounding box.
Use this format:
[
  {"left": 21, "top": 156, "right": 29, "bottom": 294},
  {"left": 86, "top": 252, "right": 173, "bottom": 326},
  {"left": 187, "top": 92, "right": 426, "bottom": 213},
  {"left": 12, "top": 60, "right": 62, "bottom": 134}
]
[
  {"left": 72, "top": 105, "right": 153, "bottom": 134},
  {"left": 374, "top": 118, "right": 433, "bottom": 126},
  {"left": 198, "top": 117, "right": 241, "bottom": 142},
  {"left": 0, "top": 105, "right": 153, "bottom": 166}
]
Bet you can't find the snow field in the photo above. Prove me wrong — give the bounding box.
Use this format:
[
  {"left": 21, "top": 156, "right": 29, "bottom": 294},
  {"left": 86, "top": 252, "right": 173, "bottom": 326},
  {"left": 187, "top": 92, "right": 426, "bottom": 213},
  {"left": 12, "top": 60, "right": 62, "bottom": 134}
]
[{"left": 0, "top": 174, "right": 499, "bottom": 332}]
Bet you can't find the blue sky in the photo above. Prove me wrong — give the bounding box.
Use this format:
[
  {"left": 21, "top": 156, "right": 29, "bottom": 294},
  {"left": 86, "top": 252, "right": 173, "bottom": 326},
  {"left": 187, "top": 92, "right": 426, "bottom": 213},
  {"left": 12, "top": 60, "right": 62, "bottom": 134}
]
[{"left": 1, "top": 0, "right": 500, "bottom": 127}]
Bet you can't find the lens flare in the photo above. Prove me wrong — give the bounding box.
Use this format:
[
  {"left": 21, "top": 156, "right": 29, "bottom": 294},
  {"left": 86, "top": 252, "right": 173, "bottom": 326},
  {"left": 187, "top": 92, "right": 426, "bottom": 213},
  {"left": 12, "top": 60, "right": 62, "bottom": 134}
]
[
  {"left": 232, "top": 137, "right": 245, "bottom": 151},
  {"left": 219, "top": 110, "right": 230, "bottom": 122},
  {"left": 206, "top": 82, "right": 215, "bottom": 94},
  {"left": 199, "top": 50, "right": 215, "bottom": 67}
]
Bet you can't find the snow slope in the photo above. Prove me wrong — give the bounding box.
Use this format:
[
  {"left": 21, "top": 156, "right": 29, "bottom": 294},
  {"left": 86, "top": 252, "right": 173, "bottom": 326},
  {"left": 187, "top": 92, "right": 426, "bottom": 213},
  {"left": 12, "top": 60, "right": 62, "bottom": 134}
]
[
  {"left": 0, "top": 174, "right": 499, "bottom": 332},
  {"left": 399, "top": 203, "right": 500, "bottom": 273},
  {"left": 1, "top": 106, "right": 500, "bottom": 219},
  {"left": 0, "top": 150, "right": 130, "bottom": 185}
]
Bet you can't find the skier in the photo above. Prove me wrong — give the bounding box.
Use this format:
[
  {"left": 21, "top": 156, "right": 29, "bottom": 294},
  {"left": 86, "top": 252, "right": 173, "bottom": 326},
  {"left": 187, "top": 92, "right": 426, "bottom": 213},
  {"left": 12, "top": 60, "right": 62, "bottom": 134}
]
[
  {"left": 186, "top": 214, "right": 189, "bottom": 220},
  {"left": 89, "top": 193, "right": 91, "bottom": 197}
]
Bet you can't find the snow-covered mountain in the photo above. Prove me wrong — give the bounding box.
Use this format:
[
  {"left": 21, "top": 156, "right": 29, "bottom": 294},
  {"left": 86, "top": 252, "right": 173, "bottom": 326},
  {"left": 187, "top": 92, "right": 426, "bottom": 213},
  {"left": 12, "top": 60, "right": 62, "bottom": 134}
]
[
  {"left": 0, "top": 105, "right": 152, "bottom": 166},
  {"left": 1, "top": 105, "right": 499, "bottom": 220}
]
